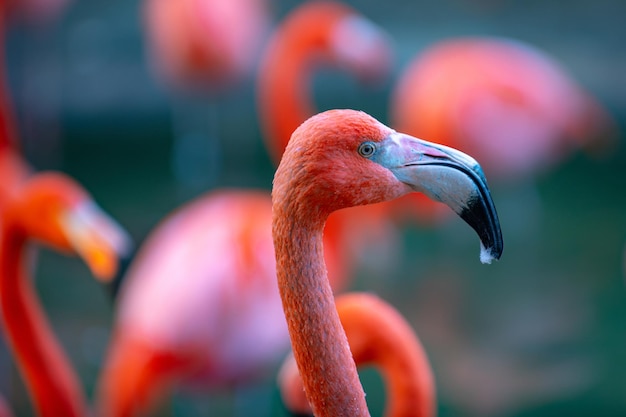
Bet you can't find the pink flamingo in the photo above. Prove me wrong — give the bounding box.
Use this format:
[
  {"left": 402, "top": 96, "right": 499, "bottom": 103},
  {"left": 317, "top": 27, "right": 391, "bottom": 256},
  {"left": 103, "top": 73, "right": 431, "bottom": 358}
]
[
  {"left": 0, "top": 172, "right": 130, "bottom": 417},
  {"left": 388, "top": 36, "right": 616, "bottom": 226},
  {"left": 0, "top": 6, "right": 130, "bottom": 416},
  {"left": 279, "top": 292, "right": 435, "bottom": 417},
  {"left": 257, "top": 0, "right": 397, "bottom": 282},
  {"left": 143, "top": 0, "right": 269, "bottom": 188},
  {"left": 143, "top": 0, "right": 268, "bottom": 92},
  {"left": 257, "top": 0, "right": 391, "bottom": 165},
  {"left": 95, "top": 183, "right": 371, "bottom": 416},
  {"left": 391, "top": 36, "right": 614, "bottom": 184},
  {"left": 272, "top": 109, "right": 502, "bottom": 416}
]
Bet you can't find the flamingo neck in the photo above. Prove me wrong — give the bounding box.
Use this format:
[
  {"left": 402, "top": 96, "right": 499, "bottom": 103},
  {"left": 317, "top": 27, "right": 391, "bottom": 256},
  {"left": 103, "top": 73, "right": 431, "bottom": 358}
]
[
  {"left": 340, "top": 296, "right": 435, "bottom": 417},
  {"left": 378, "top": 338, "right": 434, "bottom": 417},
  {"left": 273, "top": 215, "right": 370, "bottom": 417},
  {"left": 0, "top": 225, "right": 88, "bottom": 417}
]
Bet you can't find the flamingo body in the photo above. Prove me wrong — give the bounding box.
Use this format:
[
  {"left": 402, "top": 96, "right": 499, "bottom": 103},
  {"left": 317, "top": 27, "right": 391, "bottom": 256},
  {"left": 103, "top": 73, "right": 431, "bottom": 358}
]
[
  {"left": 144, "top": 0, "right": 268, "bottom": 92},
  {"left": 96, "top": 185, "right": 374, "bottom": 416},
  {"left": 98, "top": 190, "right": 288, "bottom": 416},
  {"left": 391, "top": 37, "right": 611, "bottom": 183}
]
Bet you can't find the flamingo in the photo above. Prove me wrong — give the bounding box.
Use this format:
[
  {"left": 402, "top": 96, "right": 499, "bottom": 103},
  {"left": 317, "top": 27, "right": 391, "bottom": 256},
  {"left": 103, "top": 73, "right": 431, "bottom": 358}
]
[
  {"left": 143, "top": 0, "right": 269, "bottom": 188},
  {"left": 257, "top": 0, "right": 391, "bottom": 165},
  {"left": 0, "top": 172, "right": 131, "bottom": 417},
  {"left": 257, "top": 0, "right": 398, "bottom": 282},
  {"left": 95, "top": 183, "right": 374, "bottom": 417},
  {"left": 278, "top": 292, "right": 435, "bottom": 417},
  {"left": 143, "top": 0, "right": 268, "bottom": 92},
  {"left": 0, "top": 8, "right": 51, "bottom": 412},
  {"left": 391, "top": 36, "right": 614, "bottom": 184},
  {"left": 95, "top": 190, "right": 287, "bottom": 417},
  {"left": 387, "top": 36, "right": 616, "bottom": 226},
  {"left": 272, "top": 109, "right": 503, "bottom": 416}
]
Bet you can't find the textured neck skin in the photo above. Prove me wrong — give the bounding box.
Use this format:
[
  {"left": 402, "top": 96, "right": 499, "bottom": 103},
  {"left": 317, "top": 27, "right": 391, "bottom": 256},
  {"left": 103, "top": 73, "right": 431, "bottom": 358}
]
[
  {"left": 272, "top": 216, "right": 369, "bottom": 417},
  {"left": 0, "top": 224, "right": 87, "bottom": 417}
]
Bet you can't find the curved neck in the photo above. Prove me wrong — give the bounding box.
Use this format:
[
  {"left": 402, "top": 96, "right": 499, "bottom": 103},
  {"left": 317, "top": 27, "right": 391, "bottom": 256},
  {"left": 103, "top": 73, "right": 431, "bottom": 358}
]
[
  {"left": 338, "top": 295, "right": 435, "bottom": 417},
  {"left": 273, "top": 215, "right": 369, "bottom": 417},
  {"left": 0, "top": 224, "right": 88, "bottom": 417}
]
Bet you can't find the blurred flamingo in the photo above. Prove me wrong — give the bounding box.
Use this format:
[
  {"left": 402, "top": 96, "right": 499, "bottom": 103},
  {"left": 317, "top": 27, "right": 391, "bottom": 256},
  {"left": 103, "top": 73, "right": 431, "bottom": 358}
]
[
  {"left": 257, "top": 0, "right": 391, "bottom": 165},
  {"left": 0, "top": 172, "right": 130, "bottom": 417},
  {"left": 388, "top": 36, "right": 616, "bottom": 225},
  {"left": 0, "top": 10, "right": 40, "bottom": 413},
  {"left": 272, "top": 109, "right": 502, "bottom": 416},
  {"left": 392, "top": 37, "right": 614, "bottom": 183},
  {"left": 278, "top": 292, "right": 435, "bottom": 417},
  {"left": 143, "top": 0, "right": 269, "bottom": 188},
  {"left": 257, "top": 0, "right": 398, "bottom": 281},
  {"left": 95, "top": 190, "right": 285, "bottom": 417},
  {"left": 95, "top": 183, "right": 374, "bottom": 417}
]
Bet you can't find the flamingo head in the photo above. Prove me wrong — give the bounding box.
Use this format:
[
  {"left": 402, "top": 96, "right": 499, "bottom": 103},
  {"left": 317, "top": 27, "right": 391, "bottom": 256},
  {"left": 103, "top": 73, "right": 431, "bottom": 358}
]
[
  {"left": 329, "top": 11, "right": 392, "bottom": 83},
  {"left": 9, "top": 173, "right": 132, "bottom": 281},
  {"left": 282, "top": 1, "right": 392, "bottom": 83},
  {"left": 273, "top": 109, "right": 503, "bottom": 263}
]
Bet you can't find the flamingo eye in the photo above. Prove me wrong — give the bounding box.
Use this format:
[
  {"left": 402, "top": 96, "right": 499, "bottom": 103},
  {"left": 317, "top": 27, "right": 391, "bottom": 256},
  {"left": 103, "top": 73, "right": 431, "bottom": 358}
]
[{"left": 358, "top": 141, "right": 376, "bottom": 158}]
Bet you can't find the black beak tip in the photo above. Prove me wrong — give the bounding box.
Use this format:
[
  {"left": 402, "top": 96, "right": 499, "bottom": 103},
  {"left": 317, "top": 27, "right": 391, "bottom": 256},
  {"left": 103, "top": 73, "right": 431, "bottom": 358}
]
[{"left": 459, "top": 195, "right": 503, "bottom": 265}]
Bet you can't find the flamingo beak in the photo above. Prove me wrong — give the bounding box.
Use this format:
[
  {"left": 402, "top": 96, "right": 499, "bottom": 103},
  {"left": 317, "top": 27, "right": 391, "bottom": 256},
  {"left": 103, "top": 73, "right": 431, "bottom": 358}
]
[
  {"left": 374, "top": 132, "right": 503, "bottom": 263},
  {"left": 59, "top": 202, "right": 133, "bottom": 282}
]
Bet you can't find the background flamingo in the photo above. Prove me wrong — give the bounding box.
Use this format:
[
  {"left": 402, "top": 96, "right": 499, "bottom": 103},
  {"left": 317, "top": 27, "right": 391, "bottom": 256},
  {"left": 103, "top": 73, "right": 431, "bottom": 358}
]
[
  {"left": 391, "top": 36, "right": 614, "bottom": 184},
  {"left": 0, "top": 172, "right": 130, "bottom": 417},
  {"left": 257, "top": 0, "right": 399, "bottom": 283},
  {"left": 143, "top": 0, "right": 269, "bottom": 190},
  {"left": 0, "top": 7, "right": 57, "bottom": 412},
  {"left": 272, "top": 109, "right": 502, "bottom": 416},
  {"left": 257, "top": 0, "right": 391, "bottom": 165},
  {"left": 95, "top": 177, "right": 383, "bottom": 417},
  {"left": 96, "top": 190, "right": 287, "bottom": 417},
  {"left": 278, "top": 292, "right": 435, "bottom": 417},
  {"left": 387, "top": 36, "right": 617, "bottom": 227}
]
